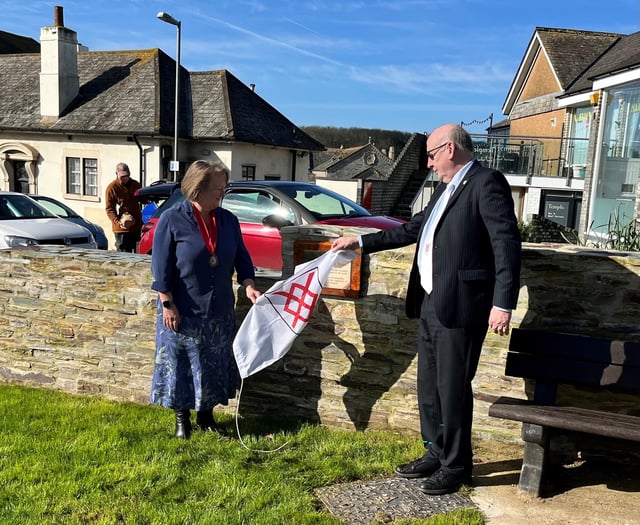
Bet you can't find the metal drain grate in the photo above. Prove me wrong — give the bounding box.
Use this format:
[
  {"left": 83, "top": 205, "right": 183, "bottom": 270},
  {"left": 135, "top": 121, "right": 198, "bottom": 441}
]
[{"left": 316, "top": 477, "right": 476, "bottom": 524}]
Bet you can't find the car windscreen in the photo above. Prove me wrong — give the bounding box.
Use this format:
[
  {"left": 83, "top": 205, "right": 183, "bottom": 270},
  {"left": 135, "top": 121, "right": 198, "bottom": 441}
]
[
  {"left": 0, "top": 194, "right": 58, "bottom": 219},
  {"left": 32, "top": 197, "right": 78, "bottom": 218},
  {"left": 285, "top": 186, "right": 371, "bottom": 220},
  {"left": 222, "top": 191, "right": 295, "bottom": 225}
]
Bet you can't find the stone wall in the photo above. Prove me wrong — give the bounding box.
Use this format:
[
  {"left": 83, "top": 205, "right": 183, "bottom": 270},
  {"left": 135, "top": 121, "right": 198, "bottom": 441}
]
[{"left": 1, "top": 232, "right": 639, "bottom": 443}]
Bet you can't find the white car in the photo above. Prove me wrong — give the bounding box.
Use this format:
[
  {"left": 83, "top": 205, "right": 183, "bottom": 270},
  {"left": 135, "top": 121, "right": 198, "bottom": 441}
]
[{"left": 0, "top": 191, "right": 97, "bottom": 249}]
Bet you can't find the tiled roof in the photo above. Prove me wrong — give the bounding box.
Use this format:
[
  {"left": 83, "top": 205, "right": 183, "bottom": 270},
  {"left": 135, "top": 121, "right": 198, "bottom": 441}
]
[
  {"left": 536, "top": 28, "right": 621, "bottom": 89},
  {"left": 0, "top": 47, "right": 324, "bottom": 151},
  {"left": 563, "top": 31, "right": 640, "bottom": 95}
]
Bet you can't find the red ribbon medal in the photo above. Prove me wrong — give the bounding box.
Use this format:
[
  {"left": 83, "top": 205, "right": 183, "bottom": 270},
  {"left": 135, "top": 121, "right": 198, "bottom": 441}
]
[{"left": 192, "top": 203, "right": 218, "bottom": 267}]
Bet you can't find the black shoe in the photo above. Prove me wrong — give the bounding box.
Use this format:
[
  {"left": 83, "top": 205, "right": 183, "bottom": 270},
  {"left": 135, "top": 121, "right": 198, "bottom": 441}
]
[
  {"left": 174, "top": 410, "right": 192, "bottom": 440},
  {"left": 196, "top": 410, "right": 228, "bottom": 436},
  {"left": 418, "top": 468, "right": 472, "bottom": 495},
  {"left": 394, "top": 455, "right": 440, "bottom": 479},
  {"left": 196, "top": 410, "right": 216, "bottom": 432}
]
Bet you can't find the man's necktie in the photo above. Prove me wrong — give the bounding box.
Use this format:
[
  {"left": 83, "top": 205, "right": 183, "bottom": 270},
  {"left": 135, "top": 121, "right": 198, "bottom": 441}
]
[{"left": 418, "top": 183, "right": 455, "bottom": 293}]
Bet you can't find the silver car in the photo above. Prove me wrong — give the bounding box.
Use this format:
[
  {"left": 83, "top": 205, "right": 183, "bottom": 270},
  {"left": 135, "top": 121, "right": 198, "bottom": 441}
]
[{"left": 0, "top": 191, "right": 97, "bottom": 249}]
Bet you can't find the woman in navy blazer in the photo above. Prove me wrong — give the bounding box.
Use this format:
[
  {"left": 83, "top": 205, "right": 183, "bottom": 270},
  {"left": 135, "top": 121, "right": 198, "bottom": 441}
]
[
  {"left": 332, "top": 124, "right": 521, "bottom": 495},
  {"left": 150, "top": 160, "right": 261, "bottom": 439}
]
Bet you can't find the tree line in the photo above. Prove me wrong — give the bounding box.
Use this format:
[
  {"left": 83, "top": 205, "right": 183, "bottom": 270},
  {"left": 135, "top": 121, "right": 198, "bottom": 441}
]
[{"left": 301, "top": 126, "right": 413, "bottom": 153}]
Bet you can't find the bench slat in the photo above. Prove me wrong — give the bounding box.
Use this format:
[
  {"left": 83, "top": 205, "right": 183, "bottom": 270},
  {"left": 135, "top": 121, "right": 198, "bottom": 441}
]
[
  {"left": 489, "top": 397, "right": 640, "bottom": 442},
  {"left": 509, "top": 329, "right": 640, "bottom": 366},
  {"left": 505, "top": 352, "right": 640, "bottom": 393}
]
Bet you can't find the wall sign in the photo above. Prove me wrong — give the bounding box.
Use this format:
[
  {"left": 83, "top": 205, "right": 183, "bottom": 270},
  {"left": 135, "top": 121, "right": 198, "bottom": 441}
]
[{"left": 293, "top": 240, "right": 361, "bottom": 298}]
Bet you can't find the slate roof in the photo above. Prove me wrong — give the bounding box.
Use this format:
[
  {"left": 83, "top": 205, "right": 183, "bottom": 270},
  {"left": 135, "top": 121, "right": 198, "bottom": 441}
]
[
  {"left": 0, "top": 47, "right": 324, "bottom": 151},
  {"left": 503, "top": 27, "right": 621, "bottom": 114},
  {"left": 563, "top": 30, "right": 640, "bottom": 96},
  {"left": 191, "top": 70, "right": 323, "bottom": 149},
  {"left": 0, "top": 30, "right": 39, "bottom": 54},
  {"left": 313, "top": 146, "right": 364, "bottom": 171},
  {"left": 536, "top": 28, "right": 621, "bottom": 89},
  {"left": 314, "top": 143, "right": 394, "bottom": 181}
]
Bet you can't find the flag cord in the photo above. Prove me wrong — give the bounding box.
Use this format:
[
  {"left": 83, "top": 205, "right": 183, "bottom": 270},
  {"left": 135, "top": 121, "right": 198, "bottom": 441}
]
[{"left": 234, "top": 378, "right": 290, "bottom": 453}]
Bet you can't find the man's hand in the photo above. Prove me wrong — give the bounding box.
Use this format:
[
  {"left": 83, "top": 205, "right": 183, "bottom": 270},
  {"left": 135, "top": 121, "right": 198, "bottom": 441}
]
[
  {"left": 119, "top": 212, "right": 135, "bottom": 229},
  {"left": 331, "top": 236, "right": 359, "bottom": 252},
  {"left": 488, "top": 307, "right": 512, "bottom": 336}
]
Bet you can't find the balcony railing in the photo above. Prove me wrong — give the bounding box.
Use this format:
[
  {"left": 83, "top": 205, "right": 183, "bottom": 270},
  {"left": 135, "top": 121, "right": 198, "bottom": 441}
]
[
  {"left": 469, "top": 134, "right": 590, "bottom": 179},
  {"left": 409, "top": 134, "right": 590, "bottom": 216}
]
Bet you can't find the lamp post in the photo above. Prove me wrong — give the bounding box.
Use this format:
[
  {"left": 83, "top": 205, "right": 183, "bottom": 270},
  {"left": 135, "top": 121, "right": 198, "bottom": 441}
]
[{"left": 156, "top": 11, "right": 181, "bottom": 181}]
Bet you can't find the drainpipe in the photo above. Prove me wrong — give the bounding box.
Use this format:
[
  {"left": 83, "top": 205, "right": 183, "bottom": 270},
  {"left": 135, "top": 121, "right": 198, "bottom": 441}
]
[
  {"left": 132, "top": 134, "right": 146, "bottom": 186},
  {"left": 291, "top": 150, "right": 297, "bottom": 181}
]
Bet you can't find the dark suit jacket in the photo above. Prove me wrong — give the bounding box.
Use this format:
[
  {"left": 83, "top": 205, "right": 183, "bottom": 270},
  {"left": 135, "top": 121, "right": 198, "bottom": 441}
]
[{"left": 361, "top": 161, "right": 521, "bottom": 328}]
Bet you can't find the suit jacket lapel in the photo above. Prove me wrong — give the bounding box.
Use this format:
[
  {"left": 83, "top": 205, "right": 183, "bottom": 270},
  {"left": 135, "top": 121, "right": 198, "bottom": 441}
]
[{"left": 445, "top": 160, "right": 481, "bottom": 209}]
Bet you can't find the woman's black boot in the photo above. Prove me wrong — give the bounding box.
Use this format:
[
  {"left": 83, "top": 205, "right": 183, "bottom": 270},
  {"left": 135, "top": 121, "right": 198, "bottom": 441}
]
[
  {"left": 174, "top": 410, "right": 192, "bottom": 439},
  {"left": 196, "top": 410, "right": 217, "bottom": 432}
]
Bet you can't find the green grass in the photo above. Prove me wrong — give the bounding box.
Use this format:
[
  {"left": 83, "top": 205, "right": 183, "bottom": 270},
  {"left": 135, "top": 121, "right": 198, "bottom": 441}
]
[{"left": 0, "top": 384, "right": 484, "bottom": 525}]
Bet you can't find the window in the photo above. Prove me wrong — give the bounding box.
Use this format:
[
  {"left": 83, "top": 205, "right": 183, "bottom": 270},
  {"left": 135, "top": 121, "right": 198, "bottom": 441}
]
[
  {"left": 592, "top": 82, "right": 640, "bottom": 230},
  {"left": 223, "top": 190, "right": 295, "bottom": 225},
  {"left": 603, "top": 85, "right": 640, "bottom": 159},
  {"left": 66, "top": 157, "right": 99, "bottom": 196},
  {"left": 569, "top": 107, "right": 591, "bottom": 166},
  {"left": 241, "top": 164, "right": 256, "bottom": 181},
  {"left": 83, "top": 158, "right": 98, "bottom": 196},
  {"left": 67, "top": 158, "right": 81, "bottom": 194}
]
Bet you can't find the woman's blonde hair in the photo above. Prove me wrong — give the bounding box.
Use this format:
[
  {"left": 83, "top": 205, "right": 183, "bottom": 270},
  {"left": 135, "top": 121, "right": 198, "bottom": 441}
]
[{"left": 180, "top": 160, "right": 230, "bottom": 202}]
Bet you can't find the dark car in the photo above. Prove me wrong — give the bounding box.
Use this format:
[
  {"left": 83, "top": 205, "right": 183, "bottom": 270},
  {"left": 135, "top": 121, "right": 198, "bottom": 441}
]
[
  {"left": 30, "top": 195, "right": 108, "bottom": 250},
  {"left": 137, "top": 180, "right": 406, "bottom": 271},
  {"left": 134, "top": 181, "right": 180, "bottom": 223}
]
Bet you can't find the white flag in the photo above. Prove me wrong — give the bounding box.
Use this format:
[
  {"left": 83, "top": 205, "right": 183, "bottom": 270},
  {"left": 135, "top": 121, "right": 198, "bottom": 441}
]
[{"left": 233, "top": 249, "right": 359, "bottom": 378}]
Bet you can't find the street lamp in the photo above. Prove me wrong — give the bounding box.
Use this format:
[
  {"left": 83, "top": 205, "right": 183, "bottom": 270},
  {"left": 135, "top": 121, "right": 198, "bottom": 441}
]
[{"left": 157, "top": 11, "right": 181, "bottom": 181}]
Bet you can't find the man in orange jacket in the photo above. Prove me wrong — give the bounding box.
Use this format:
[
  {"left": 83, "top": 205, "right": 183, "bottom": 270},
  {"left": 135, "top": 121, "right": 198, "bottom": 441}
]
[{"left": 105, "top": 162, "right": 142, "bottom": 252}]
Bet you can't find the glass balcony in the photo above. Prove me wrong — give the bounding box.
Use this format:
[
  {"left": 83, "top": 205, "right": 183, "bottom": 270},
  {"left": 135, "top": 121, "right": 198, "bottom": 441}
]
[{"left": 470, "top": 134, "right": 590, "bottom": 178}]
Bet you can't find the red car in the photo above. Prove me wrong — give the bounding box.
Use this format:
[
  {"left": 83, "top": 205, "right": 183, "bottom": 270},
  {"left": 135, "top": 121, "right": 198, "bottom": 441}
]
[{"left": 138, "top": 180, "right": 406, "bottom": 272}]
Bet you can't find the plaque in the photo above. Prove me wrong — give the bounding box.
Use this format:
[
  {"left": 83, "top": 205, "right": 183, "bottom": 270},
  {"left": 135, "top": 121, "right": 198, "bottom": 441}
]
[{"left": 293, "top": 240, "right": 361, "bottom": 298}]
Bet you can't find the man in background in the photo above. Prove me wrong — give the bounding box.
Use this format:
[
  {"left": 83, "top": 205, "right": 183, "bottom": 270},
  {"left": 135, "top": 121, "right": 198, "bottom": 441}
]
[{"left": 105, "top": 162, "right": 142, "bottom": 252}]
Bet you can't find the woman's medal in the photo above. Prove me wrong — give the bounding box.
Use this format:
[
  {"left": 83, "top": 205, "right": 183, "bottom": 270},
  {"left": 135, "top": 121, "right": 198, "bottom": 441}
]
[{"left": 192, "top": 203, "right": 219, "bottom": 269}]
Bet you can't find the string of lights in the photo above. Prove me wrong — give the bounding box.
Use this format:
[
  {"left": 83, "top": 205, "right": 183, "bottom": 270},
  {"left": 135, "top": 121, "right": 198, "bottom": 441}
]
[{"left": 461, "top": 113, "right": 494, "bottom": 128}]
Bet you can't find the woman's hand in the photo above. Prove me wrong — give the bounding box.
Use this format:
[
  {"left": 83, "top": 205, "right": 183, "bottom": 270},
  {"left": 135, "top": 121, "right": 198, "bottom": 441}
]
[
  {"left": 242, "top": 279, "right": 261, "bottom": 304},
  {"left": 163, "top": 303, "right": 181, "bottom": 331}
]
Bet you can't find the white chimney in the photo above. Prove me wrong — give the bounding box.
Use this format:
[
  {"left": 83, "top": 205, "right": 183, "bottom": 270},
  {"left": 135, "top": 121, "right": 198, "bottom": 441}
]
[{"left": 40, "top": 6, "right": 79, "bottom": 119}]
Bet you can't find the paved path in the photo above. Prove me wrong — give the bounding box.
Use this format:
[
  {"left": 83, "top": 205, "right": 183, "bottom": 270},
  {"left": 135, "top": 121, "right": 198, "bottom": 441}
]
[{"left": 317, "top": 453, "right": 640, "bottom": 524}]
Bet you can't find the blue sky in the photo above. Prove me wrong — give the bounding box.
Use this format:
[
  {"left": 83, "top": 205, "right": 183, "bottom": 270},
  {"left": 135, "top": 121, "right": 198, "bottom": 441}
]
[{"left": 2, "top": 0, "right": 638, "bottom": 135}]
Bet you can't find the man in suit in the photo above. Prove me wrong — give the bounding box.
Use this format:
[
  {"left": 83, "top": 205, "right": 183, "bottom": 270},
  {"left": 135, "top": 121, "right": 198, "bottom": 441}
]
[{"left": 331, "top": 123, "right": 521, "bottom": 495}]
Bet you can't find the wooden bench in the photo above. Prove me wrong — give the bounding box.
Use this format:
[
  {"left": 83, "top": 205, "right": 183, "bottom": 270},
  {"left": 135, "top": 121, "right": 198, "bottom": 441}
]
[{"left": 488, "top": 328, "right": 640, "bottom": 496}]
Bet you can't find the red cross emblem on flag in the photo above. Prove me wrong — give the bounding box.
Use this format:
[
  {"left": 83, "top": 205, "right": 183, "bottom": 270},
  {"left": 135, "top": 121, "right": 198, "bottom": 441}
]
[
  {"left": 233, "top": 249, "right": 359, "bottom": 379},
  {"left": 271, "top": 272, "right": 319, "bottom": 329}
]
